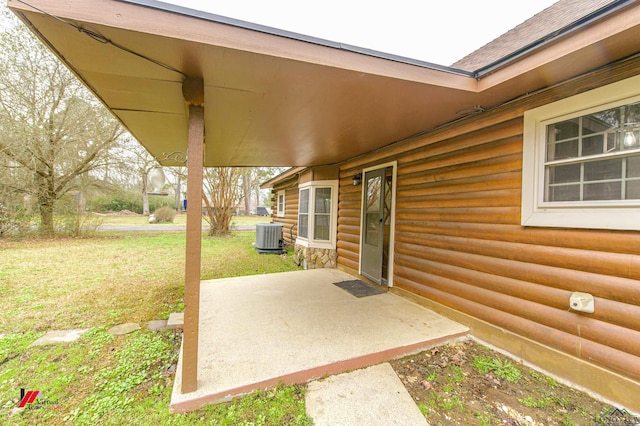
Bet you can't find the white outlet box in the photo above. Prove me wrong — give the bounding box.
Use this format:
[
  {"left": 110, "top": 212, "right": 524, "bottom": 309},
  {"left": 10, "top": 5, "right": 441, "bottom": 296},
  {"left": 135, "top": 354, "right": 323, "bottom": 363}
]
[{"left": 569, "top": 292, "right": 595, "bottom": 313}]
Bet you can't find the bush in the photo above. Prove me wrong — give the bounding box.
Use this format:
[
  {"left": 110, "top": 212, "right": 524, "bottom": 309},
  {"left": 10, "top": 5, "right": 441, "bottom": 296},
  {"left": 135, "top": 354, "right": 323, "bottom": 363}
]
[
  {"left": 90, "top": 192, "right": 141, "bottom": 213},
  {"left": 153, "top": 206, "right": 175, "bottom": 223},
  {"left": 89, "top": 192, "right": 176, "bottom": 214}
]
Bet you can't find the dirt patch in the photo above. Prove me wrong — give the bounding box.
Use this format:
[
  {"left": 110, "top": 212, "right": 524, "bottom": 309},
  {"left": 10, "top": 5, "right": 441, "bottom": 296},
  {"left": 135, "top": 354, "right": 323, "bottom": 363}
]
[{"left": 390, "top": 339, "right": 615, "bottom": 425}]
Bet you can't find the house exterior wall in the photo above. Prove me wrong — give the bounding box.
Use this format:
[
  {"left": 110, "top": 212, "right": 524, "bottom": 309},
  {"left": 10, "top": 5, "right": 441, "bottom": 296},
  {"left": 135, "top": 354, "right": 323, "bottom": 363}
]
[
  {"left": 270, "top": 177, "right": 299, "bottom": 245},
  {"left": 270, "top": 167, "right": 340, "bottom": 269},
  {"left": 337, "top": 58, "right": 640, "bottom": 403}
]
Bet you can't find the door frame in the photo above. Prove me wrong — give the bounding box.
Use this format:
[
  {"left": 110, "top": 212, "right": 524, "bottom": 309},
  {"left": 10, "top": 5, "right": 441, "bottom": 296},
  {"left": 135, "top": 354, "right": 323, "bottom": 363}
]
[{"left": 358, "top": 160, "right": 397, "bottom": 287}]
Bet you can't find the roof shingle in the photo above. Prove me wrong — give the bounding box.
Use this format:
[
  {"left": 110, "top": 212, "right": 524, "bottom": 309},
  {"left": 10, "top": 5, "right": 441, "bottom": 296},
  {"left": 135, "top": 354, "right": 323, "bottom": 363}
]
[{"left": 450, "top": 0, "right": 617, "bottom": 71}]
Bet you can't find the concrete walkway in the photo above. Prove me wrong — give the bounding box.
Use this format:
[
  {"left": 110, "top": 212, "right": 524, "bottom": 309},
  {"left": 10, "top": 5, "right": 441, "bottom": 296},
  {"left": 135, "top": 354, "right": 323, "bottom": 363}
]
[
  {"left": 306, "top": 362, "right": 429, "bottom": 426},
  {"left": 170, "top": 268, "right": 468, "bottom": 413}
]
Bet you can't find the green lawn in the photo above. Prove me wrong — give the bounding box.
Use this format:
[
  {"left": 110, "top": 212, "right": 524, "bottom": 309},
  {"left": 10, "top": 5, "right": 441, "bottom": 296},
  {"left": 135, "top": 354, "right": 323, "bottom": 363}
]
[
  {"left": 96, "top": 213, "right": 271, "bottom": 228},
  {"left": 0, "top": 232, "right": 309, "bottom": 425}
]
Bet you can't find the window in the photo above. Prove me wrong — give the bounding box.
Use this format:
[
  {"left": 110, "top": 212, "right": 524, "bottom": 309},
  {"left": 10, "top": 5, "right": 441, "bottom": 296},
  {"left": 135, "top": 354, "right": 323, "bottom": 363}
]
[
  {"left": 298, "top": 188, "right": 309, "bottom": 238},
  {"left": 522, "top": 75, "right": 640, "bottom": 230},
  {"left": 276, "top": 190, "right": 285, "bottom": 217},
  {"left": 297, "top": 181, "right": 338, "bottom": 248}
]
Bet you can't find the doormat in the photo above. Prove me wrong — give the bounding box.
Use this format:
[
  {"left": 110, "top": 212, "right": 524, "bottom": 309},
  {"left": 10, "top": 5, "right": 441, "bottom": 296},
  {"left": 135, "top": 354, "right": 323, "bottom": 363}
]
[{"left": 333, "top": 280, "right": 386, "bottom": 298}]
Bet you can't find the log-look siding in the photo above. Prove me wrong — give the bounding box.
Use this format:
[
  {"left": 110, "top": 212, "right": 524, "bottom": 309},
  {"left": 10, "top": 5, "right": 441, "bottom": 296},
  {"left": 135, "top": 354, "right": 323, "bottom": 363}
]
[
  {"left": 271, "top": 184, "right": 299, "bottom": 244},
  {"left": 338, "top": 65, "right": 640, "bottom": 381}
]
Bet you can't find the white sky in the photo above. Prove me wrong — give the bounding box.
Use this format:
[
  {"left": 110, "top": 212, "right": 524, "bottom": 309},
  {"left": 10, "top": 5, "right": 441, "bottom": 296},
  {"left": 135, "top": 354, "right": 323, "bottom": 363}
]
[{"left": 163, "top": 0, "right": 558, "bottom": 66}]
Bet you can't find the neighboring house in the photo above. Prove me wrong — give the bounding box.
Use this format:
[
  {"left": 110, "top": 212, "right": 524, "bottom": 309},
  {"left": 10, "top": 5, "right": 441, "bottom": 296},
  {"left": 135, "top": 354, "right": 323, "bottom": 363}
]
[{"left": 10, "top": 0, "right": 640, "bottom": 411}]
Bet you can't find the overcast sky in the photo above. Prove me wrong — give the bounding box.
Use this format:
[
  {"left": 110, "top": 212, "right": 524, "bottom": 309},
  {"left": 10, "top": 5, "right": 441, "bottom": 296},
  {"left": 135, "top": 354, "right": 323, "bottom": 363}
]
[{"left": 163, "top": 0, "right": 558, "bottom": 66}]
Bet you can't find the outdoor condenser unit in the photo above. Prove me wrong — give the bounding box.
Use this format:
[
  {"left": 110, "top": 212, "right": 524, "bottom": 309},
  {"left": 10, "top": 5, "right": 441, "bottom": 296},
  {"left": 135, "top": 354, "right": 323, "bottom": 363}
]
[{"left": 255, "top": 223, "right": 285, "bottom": 254}]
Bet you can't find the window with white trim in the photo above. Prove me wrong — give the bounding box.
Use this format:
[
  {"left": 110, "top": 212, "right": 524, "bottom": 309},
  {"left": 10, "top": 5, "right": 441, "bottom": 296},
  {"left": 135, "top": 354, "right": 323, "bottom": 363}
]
[
  {"left": 522, "top": 75, "right": 640, "bottom": 231},
  {"left": 276, "top": 190, "right": 285, "bottom": 217},
  {"left": 296, "top": 181, "right": 338, "bottom": 248}
]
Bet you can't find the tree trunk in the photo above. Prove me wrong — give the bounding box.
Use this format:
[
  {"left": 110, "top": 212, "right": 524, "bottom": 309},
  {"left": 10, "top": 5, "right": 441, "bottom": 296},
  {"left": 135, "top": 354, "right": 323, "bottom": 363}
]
[
  {"left": 243, "top": 170, "right": 252, "bottom": 215},
  {"left": 35, "top": 167, "right": 56, "bottom": 236},
  {"left": 38, "top": 192, "right": 55, "bottom": 237},
  {"left": 142, "top": 170, "right": 150, "bottom": 215},
  {"left": 175, "top": 174, "right": 181, "bottom": 212}
]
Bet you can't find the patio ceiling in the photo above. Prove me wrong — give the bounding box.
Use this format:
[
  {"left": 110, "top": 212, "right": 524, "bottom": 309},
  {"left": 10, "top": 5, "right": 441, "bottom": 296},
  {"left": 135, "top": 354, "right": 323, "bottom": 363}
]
[{"left": 8, "top": 0, "right": 640, "bottom": 167}]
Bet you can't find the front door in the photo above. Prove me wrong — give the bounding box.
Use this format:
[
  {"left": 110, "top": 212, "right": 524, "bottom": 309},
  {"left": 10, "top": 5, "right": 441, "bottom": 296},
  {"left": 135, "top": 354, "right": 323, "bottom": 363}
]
[{"left": 361, "top": 167, "right": 386, "bottom": 283}]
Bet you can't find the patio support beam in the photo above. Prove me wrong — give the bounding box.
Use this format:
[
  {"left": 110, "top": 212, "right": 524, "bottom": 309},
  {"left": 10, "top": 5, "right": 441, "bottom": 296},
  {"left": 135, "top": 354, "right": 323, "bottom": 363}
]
[{"left": 182, "top": 77, "right": 205, "bottom": 394}]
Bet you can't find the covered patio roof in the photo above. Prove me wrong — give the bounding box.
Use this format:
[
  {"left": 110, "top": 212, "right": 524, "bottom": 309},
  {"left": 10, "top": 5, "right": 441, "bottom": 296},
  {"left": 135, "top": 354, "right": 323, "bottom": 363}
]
[{"left": 8, "top": 0, "right": 640, "bottom": 167}]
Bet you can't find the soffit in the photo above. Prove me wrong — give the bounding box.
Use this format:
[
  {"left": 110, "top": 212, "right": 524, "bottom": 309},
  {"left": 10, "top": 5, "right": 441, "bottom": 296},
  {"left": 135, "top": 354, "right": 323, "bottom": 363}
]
[{"left": 7, "top": 0, "right": 640, "bottom": 167}]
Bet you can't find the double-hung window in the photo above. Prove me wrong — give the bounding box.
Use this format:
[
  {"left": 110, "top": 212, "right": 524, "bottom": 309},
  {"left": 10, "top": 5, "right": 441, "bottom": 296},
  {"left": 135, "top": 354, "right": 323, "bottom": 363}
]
[
  {"left": 522, "top": 75, "right": 640, "bottom": 230},
  {"left": 276, "top": 190, "right": 285, "bottom": 217},
  {"left": 297, "top": 181, "right": 338, "bottom": 248}
]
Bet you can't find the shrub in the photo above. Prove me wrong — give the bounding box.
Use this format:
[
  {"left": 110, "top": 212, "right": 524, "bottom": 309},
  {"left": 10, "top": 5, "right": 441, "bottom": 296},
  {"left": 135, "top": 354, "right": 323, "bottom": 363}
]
[
  {"left": 153, "top": 206, "right": 175, "bottom": 223},
  {"left": 90, "top": 192, "right": 142, "bottom": 213}
]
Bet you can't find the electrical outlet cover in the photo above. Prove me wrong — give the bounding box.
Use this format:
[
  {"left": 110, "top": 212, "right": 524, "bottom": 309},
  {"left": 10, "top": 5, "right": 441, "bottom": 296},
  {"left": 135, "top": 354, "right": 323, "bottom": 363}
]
[{"left": 569, "top": 292, "right": 595, "bottom": 313}]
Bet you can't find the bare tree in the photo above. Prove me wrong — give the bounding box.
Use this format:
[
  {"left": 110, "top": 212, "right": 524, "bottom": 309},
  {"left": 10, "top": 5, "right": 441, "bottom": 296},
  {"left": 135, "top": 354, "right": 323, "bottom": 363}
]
[
  {"left": 241, "top": 168, "right": 254, "bottom": 215},
  {"left": 202, "top": 167, "right": 243, "bottom": 236},
  {"left": 168, "top": 167, "right": 187, "bottom": 212},
  {"left": 112, "top": 137, "right": 162, "bottom": 215},
  {"left": 0, "top": 10, "right": 124, "bottom": 236},
  {"left": 239, "top": 167, "right": 287, "bottom": 213}
]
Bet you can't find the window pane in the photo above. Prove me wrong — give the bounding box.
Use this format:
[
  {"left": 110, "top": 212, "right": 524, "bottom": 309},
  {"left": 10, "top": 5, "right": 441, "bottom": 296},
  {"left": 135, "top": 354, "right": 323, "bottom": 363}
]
[
  {"left": 626, "top": 181, "right": 640, "bottom": 199},
  {"left": 582, "top": 134, "right": 604, "bottom": 156},
  {"left": 627, "top": 156, "right": 640, "bottom": 178},
  {"left": 298, "top": 214, "right": 308, "bottom": 238},
  {"left": 606, "top": 133, "right": 617, "bottom": 152},
  {"left": 278, "top": 194, "right": 284, "bottom": 212},
  {"left": 315, "top": 188, "right": 332, "bottom": 214},
  {"left": 298, "top": 188, "right": 309, "bottom": 238},
  {"left": 365, "top": 213, "right": 380, "bottom": 245},
  {"left": 548, "top": 184, "right": 580, "bottom": 202},
  {"left": 548, "top": 118, "right": 579, "bottom": 141},
  {"left": 584, "top": 158, "right": 622, "bottom": 181},
  {"left": 314, "top": 214, "right": 330, "bottom": 240},
  {"left": 584, "top": 182, "right": 621, "bottom": 200},
  {"left": 299, "top": 189, "right": 309, "bottom": 213},
  {"left": 547, "top": 139, "right": 578, "bottom": 161},
  {"left": 585, "top": 107, "right": 619, "bottom": 132},
  {"left": 624, "top": 130, "right": 640, "bottom": 149},
  {"left": 366, "top": 176, "right": 382, "bottom": 211},
  {"left": 624, "top": 102, "right": 640, "bottom": 126},
  {"left": 547, "top": 164, "right": 580, "bottom": 185}
]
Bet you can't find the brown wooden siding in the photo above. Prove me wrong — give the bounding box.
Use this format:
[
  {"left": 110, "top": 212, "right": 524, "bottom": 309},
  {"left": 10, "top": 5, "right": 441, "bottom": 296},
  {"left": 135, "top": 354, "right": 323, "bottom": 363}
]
[
  {"left": 270, "top": 181, "right": 299, "bottom": 244},
  {"left": 337, "top": 60, "right": 640, "bottom": 381}
]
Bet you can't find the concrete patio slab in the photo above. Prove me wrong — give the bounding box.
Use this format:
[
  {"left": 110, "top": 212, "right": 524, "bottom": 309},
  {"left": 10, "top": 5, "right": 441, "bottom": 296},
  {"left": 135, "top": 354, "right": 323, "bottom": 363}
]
[
  {"left": 166, "top": 312, "right": 184, "bottom": 330},
  {"left": 29, "top": 329, "right": 89, "bottom": 346},
  {"left": 170, "top": 268, "right": 468, "bottom": 412},
  {"left": 306, "top": 362, "right": 429, "bottom": 426}
]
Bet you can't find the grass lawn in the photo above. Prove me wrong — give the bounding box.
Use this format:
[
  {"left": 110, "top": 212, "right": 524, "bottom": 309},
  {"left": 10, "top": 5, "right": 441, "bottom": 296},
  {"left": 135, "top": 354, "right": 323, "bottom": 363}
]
[
  {"left": 0, "top": 231, "right": 310, "bottom": 425},
  {"left": 96, "top": 213, "right": 271, "bottom": 228}
]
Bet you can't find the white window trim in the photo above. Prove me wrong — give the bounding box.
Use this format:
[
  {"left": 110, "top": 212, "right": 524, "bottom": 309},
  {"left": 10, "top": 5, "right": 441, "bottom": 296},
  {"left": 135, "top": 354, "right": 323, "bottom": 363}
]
[
  {"left": 522, "top": 74, "right": 640, "bottom": 231},
  {"left": 296, "top": 180, "right": 338, "bottom": 249},
  {"left": 276, "top": 190, "right": 286, "bottom": 217}
]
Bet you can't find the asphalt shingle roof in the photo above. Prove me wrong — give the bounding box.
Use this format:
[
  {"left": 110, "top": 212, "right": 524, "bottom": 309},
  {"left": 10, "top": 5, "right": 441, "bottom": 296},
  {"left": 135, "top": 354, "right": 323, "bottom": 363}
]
[{"left": 451, "top": 0, "right": 617, "bottom": 71}]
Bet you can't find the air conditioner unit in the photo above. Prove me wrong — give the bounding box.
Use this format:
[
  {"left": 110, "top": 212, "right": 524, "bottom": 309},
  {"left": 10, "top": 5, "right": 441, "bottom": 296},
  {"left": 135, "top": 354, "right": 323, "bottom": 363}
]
[{"left": 255, "top": 223, "right": 285, "bottom": 254}]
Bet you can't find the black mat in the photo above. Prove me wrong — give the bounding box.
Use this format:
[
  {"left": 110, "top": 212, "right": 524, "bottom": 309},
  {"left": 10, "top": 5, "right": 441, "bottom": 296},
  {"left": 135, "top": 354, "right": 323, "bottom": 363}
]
[{"left": 333, "top": 280, "right": 386, "bottom": 298}]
